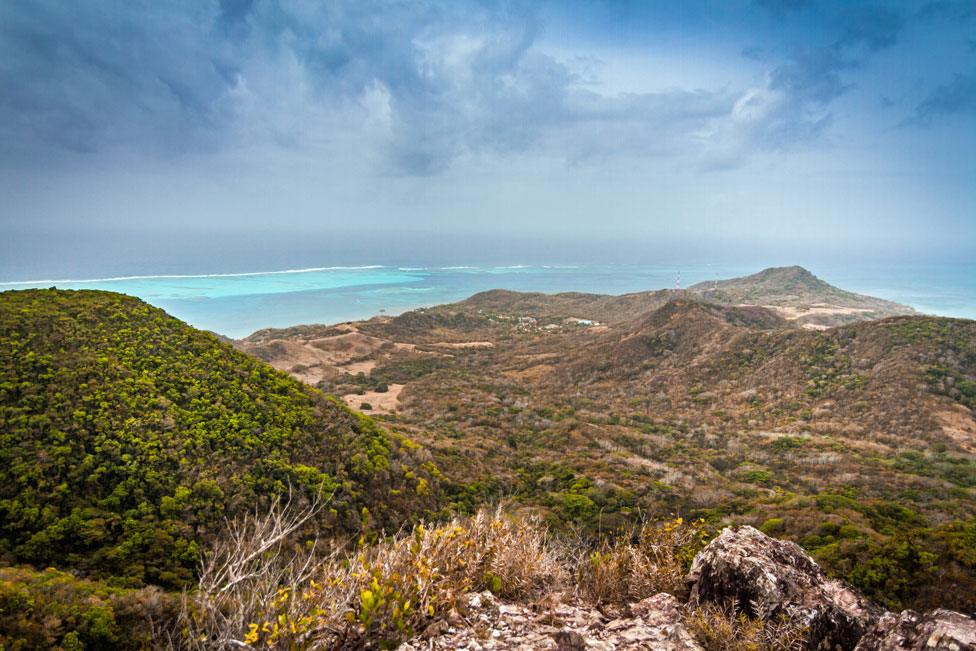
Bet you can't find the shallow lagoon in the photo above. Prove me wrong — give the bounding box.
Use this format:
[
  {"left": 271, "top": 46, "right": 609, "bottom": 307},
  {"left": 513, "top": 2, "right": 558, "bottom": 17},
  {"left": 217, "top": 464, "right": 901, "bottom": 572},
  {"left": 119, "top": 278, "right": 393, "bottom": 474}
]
[{"left": 2, "top": 263, "right": 973, "bottom": 338}]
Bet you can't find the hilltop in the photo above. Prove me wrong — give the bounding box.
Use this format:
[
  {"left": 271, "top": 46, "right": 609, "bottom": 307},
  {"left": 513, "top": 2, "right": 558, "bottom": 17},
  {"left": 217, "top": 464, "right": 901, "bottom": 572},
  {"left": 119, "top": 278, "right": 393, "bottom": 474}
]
[
  {"left": 452, "top": 266, "right": 913, "bottom": 326},
  {"left": 235, "top": 266, "right": 915, "bottom": 386},
  {"left": 0, "top": 289, "right": 439, "bottom": 588},
  {"left": 687, "top": 266, "right": 914, "bottom": 327},
  {"left": 235, "top": 266, "right": 915, "bottom": 394}
]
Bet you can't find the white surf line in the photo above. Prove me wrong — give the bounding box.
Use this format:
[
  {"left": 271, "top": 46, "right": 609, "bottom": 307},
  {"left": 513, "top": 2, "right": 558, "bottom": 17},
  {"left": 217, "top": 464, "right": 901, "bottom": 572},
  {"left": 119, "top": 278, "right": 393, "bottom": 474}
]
[{"left": 0, "top": 265, "right": 390, "bottom": 286}]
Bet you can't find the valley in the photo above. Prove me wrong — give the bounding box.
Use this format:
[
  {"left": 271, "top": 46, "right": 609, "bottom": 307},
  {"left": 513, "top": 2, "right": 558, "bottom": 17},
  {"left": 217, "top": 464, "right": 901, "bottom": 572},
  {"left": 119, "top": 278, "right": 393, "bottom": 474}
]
[{"left": 238, "top": 266, "right": 976, "bottom": 613}]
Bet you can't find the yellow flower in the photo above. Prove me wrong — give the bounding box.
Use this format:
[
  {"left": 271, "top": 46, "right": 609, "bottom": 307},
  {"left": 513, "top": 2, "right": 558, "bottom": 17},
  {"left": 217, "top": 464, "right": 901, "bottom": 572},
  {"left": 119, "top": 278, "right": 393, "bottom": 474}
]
[{"left": 244, "top": 623, "right": 260, "bottom": 645}]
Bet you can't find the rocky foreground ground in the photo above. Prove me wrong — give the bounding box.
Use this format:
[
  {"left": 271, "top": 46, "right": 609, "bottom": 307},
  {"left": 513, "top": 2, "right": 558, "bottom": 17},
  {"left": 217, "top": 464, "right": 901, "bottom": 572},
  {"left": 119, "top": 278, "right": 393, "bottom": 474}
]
[{"left": 399, "top": 526, "right": 976, "bottom": 650}]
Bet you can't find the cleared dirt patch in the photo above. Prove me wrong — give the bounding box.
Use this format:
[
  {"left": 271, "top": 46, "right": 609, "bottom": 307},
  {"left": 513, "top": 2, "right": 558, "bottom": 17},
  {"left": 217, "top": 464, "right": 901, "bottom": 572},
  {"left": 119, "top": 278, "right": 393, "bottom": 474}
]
[
  {"left": 762, "top": 304, "right": 873, "bottom": 321},
  {"left": 505, "top": 364, "right": 554, "bottom": 381},
  {"left": 342, "top": 384, "right": 405, "bottom": 415},
  {"left": 239, "top": 329, "right": 398, "bottom": 386},
  {"left": 936, "top": 406, "right": 976, "bottom": 454},
  {"left": 341, "top": 359, "right": 377, "bottom": 375}
]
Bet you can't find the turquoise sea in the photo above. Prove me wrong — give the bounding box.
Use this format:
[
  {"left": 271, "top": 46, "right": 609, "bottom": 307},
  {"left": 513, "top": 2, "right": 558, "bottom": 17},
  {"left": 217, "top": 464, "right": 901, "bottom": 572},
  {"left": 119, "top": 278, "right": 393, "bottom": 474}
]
[{"left": 1, "top": 263, "right": 974, "bottom": 339}]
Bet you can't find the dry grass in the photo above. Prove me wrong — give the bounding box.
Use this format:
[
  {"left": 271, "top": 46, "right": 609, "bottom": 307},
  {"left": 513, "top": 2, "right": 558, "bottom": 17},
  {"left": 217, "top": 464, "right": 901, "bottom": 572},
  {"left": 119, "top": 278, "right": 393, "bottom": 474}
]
[
  {"left": 177, "top": 505, "right": 564, "bottom": 649},
  {"left": 685, "top": 600, "right": 807, "bottom": 651},
  {"left": 176, "top": 503, "right": 810, "bottom": 650},
  {"left": 576, "top": 517, "right": 710, "bottom": 606}
]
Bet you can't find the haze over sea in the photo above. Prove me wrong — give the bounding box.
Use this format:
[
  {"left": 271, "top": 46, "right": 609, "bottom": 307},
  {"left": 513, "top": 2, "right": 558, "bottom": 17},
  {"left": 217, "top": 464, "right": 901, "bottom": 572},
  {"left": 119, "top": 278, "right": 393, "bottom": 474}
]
[{"left": 2, "top": 261, "right": 974, "bottom": 339}]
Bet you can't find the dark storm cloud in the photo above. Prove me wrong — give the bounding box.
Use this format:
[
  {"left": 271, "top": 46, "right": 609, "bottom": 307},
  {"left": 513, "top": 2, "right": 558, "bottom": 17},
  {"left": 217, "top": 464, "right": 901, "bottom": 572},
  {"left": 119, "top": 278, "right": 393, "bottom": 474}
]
[
  {"left": 0, "top": 0, "right": 970, "bottom": 176},
  {"left": 737, "top": 3, "right": 909, "bottom": 154},
  {"left": 0, "top": 0, "right": 973, "bottom": 266},
  {"left": 0, "top": 2, "right": 236, "bottom": 158},
  {"left": 906, "top": 71, "right": 976, "bottom": 126},
  {"left": 0, "top": 0, "right": 748, "bottom": 174},
  {"left": 833, "top": 5, "right": 904, "bottom": 51}
]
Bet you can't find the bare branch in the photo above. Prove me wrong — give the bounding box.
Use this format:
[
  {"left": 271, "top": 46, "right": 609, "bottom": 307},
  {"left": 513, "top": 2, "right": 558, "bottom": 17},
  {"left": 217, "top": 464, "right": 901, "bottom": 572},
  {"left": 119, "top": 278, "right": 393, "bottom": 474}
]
[{"left": 175, "top": 486, "right": 333, "bottom": 650}]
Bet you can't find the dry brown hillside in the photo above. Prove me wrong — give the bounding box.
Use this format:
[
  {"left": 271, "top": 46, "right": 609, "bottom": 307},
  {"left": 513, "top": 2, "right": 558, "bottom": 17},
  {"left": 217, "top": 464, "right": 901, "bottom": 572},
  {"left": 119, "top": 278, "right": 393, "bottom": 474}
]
[{"left": 236, "top": 268, "right": 976, "bottom": 613}]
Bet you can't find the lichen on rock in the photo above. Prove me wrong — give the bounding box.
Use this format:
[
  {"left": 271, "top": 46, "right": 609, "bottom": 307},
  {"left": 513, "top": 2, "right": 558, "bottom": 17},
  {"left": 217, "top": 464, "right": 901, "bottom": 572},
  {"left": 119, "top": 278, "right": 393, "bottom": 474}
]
[
  {"left": 854, "top": 608, "right": 976, "bottom": 650},
  {"left": 686, "top": 525, "right": 882, "bottom": 650}
]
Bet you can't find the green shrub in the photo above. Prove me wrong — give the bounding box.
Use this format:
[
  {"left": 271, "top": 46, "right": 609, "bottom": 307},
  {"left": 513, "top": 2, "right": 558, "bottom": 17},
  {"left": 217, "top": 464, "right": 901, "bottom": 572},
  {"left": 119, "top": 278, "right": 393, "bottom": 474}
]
[
  {"left": 0, "top": 565, "right": 177, "bottom": 651},
  {"left": 741, "top": 470, "right": 771, "bottom": 485},
  {"left": 760, "top": 517, "right": 785, "bottom": 535},
  {"left": 770, "top": 436, "right": 805, "bottom": 451},
  {"left": 551, "top": 492, "right": 597, "bottom": 521}
]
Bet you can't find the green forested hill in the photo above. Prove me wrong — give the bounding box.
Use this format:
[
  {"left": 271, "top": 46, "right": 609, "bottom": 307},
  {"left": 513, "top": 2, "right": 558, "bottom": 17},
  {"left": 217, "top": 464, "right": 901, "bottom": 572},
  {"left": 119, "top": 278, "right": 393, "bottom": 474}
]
[{"left": 0, "top": 289, "right": 439, "bottom": 588}]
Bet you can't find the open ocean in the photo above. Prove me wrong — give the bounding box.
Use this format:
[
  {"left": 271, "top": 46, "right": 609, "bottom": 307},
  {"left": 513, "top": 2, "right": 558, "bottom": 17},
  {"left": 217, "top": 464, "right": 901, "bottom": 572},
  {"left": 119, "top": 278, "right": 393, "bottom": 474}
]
[{"left": 1, "top": 263, "right": 974, "bottom": 339}]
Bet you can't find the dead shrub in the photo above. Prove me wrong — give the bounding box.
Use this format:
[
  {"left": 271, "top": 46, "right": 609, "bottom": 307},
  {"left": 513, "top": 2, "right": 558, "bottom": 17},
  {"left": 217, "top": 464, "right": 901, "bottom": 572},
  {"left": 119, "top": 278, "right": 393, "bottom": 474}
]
[
  {"left": 577, "top": 517, "right": 710, "bottom": 606},
  {"left": 178, "top": 503, "right": 564, "bottom": 649},
  {"left": 174, "top": 490, "right": 330, "bottom": 650},
  {"left": 685, "top": 600, "right": 807, "bottom": 651}
]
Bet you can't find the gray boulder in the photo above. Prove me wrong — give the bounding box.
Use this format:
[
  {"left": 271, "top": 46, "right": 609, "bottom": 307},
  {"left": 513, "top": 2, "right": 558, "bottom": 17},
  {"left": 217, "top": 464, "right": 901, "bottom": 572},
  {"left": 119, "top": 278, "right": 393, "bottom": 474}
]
[
  {"left": 687, "top": 525, "right": 882, "bottom": 650},
  {"left": 854, "top": 608, "right": 976, "bottom": 650}
]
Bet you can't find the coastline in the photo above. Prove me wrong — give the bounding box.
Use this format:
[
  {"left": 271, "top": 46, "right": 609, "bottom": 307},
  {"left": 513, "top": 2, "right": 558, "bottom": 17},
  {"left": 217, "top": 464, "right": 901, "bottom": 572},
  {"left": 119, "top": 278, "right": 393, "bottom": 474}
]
[{"left": 2, "top": 263, "right": 974, "bottom": 338}]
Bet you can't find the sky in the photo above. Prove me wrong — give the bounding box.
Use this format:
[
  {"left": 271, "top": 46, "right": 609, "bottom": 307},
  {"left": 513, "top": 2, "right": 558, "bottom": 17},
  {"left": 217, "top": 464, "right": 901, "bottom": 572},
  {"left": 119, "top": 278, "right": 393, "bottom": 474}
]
[{"left": 1, "top": 0, "right": 975, "bottom": 278}]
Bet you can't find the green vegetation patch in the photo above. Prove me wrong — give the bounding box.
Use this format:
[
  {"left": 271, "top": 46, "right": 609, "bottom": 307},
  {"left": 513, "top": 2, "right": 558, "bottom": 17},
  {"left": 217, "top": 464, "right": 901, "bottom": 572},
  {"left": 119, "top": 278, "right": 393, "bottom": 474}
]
[
  {"left": 0, "top": 290, "right": 438, "bottom": 587},
  {"left": 890, "top": 450, "right": 976, "bottom": 488},
  {"left": 801, "top": 339, "right": 865, "bottom": 398},
  {"left": 926, "top": 364, "right": 976, "bottom": 410},
  {"left": 0, "top": 565, "right": 176, "bottom": 650}
]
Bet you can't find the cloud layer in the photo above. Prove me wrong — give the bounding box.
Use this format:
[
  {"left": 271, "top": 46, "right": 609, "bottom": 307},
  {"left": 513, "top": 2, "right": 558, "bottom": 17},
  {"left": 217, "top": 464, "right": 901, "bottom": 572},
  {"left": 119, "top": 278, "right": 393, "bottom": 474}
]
[
  {"left": 4, "top": 0, "right": 966, "bottom": 176},
  {"left": 0, "top": 0, "right": 973, "bottom": 271}
]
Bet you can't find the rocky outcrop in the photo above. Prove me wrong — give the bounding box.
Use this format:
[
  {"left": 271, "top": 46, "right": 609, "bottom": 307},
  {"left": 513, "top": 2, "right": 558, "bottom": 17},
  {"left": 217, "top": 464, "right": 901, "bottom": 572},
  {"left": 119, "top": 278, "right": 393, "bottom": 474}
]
[
  {"left": 687, "top": 525, "right": 882, "bottom": 650},
  {"left": 626, "top": 593, "right": 704, "bottom": 650},
  {"left": 854, "top": 609, "right": 976, "bottom": 650},
  {"left": 397, "top": 591, "right": 702, "bottom": 650},
  {"left": 404, "top": 525, "right": 975, "bottom": 650}
]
